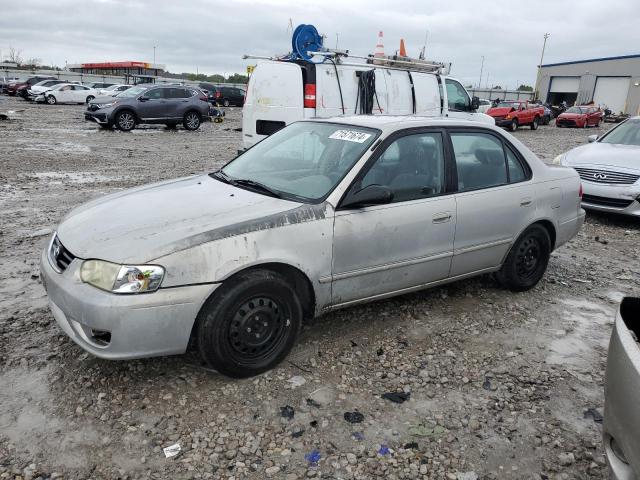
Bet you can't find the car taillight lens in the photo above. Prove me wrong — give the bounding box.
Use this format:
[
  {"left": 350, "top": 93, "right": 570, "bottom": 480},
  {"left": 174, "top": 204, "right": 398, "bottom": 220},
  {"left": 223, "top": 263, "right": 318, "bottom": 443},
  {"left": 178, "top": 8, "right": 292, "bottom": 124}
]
[
  {"left": 304, "top": 83, "right": 316, "bottom": 108},
  {"left": 215, "top": 92, "right": 222, "bottom": 98},
  {"left": 579, "top": 183, "right": 583, "bottom": 199}
]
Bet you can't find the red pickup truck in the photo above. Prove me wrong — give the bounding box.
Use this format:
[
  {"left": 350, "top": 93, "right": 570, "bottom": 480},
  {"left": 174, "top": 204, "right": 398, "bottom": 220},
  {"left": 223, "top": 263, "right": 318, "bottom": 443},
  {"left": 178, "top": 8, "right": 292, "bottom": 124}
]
[{"left": 486, "top": 101, "right": 545, "bottom": 132}]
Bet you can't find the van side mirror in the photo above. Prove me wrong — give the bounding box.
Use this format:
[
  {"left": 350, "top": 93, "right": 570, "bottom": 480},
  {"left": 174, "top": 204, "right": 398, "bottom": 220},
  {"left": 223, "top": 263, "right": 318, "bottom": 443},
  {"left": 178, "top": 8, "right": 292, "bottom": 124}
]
[
  {"left": 340, "top": 185, "right": 394, "bottom": 209},
  {"left": 471, "top": 96, "right": 480, "bottom": 111},
  {"left": 587, "top": 134, "right": 598, "bottom": 143}
]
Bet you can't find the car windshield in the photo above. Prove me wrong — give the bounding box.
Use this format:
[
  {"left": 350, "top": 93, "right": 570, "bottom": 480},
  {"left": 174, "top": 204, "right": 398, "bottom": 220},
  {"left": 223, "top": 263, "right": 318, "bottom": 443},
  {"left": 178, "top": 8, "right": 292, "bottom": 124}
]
[
  {"left": 103, "top": 85, "right": 120, "bottom": 91},
  {"left": 566, "top": 107, "right": 588, "bottom": 114},
  {"left": 497, "top": 102, "right": 519, "bottom": 109},
  {"left": 600, "top": 119, "right": 640, "bottom": 146},
  {"left": 116, "top": 86, "right": 148, "bottom": 98},
  {"left": 219, "top": 122, "right": 379, "bottom": 202}
]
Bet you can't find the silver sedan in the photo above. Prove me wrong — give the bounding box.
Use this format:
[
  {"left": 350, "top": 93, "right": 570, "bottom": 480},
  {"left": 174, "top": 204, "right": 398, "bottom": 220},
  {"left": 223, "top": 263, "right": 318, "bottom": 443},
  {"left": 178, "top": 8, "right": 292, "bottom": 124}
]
[
  {"left": 40, "top": 116, "right": 585, "bottom": 377},
  {"left": 554, "top": 117, "right": 640, "bottom": 216}
]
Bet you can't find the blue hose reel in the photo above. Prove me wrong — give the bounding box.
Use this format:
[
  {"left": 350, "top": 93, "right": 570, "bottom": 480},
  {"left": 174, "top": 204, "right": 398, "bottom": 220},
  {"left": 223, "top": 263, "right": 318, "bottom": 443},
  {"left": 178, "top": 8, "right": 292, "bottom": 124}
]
[{"left": 291, "top": 24, "right": 324, "bottom": 62}]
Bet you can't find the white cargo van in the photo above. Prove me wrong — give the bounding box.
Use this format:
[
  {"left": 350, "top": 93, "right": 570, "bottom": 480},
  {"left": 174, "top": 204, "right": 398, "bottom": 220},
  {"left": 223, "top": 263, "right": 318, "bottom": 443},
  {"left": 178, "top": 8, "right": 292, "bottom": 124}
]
[{"left": 241, "top": 59, "right": 493, "bottom": 148}]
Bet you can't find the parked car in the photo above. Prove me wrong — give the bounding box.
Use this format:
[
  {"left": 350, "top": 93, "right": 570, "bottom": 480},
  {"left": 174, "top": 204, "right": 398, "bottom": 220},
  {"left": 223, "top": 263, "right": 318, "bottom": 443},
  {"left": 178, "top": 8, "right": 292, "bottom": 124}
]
[
  {"left": 96, "top": 84, "right": 132, "bottom": 96},
  {"left": 6, "top": 76, "right": 56, "bottom": 96},
  {"left": 26, "top": 79, "right": 70, "bottom": 100},
  {"left": 40, "top": 115, "right": 584, "bottom": 377},
  {"left": 88, "top": 82, "right": 116, "bottom": 90},
  {"left": 209, "top": 86, "right": 246, "bottom": 107},
  {"left": 34, "top": 83, "right": 98, "bottom": 105},
  {"left": 553, "top": 117, "right": 640, "bottom": 216},
  {"left": 0, "top": 75, "right": 21, "bottom": 94},
  {"left": 476, "top": 98, "right": 492, "bottom": 114},
  {"left": 604, "top": 297, "right": 640, "bottom": 479},
  {"left": 486, "top": 101, "right": 545, "bottom": 131},
  {"left": 556, "top": 105, "right": 603, "bottom": 128},
  {"left": 85, "top": 84, "right": 210, "bottom": 131},
  {"left": 241, "top": 60, "right": 491, "bottom": 149}
]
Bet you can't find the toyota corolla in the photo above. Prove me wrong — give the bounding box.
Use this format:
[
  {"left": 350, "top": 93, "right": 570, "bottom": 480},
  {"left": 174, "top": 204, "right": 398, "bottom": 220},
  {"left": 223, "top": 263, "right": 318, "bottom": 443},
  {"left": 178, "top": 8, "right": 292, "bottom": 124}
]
[{"left": 41, "top": 116, "right": 585, "bottom": 377}]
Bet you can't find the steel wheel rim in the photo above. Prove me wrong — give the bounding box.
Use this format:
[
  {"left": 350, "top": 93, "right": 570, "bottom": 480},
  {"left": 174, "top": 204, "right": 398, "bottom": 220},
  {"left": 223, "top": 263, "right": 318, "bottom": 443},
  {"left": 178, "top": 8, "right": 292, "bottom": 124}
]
[
  {"left": 515, "top": 236, "right": 541, "bottom": 279},
  {"left": 119, "top": 113, "right": 134, "bottom": 129},
  {"left": 186, "top": 113, "right": 199, "bottom": 129},
  {"left": 227, "top": 296, "right": 289, "bottom": 362},
  {"left": 47, "top": 96, "right": 55, "bottom": 104}
]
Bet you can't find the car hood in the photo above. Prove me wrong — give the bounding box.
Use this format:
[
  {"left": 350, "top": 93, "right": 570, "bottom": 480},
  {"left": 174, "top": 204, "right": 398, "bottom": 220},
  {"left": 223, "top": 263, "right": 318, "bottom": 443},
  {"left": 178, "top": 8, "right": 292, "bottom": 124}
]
[
  {"left": 487, "top": 107, "right": 513, "bottom": 116},
  {"left": 56, "top": 174, "right": 324, "bottom": 264},
  {"left": 90, "top": 95, "right": 121, "bottom": 104},
  {"left": 564, "top": 142, "right": 640, "bottom": 172}
]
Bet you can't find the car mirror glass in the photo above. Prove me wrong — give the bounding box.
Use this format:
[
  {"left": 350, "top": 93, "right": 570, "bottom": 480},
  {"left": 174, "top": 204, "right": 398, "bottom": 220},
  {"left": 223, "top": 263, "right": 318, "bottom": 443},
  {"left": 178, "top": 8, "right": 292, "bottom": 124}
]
[
  {"left": 587, "top": 134, "right": 598, "bottom": 143},
  {"left": 341, "top": 185, "right": 394, "bottom": 209}
]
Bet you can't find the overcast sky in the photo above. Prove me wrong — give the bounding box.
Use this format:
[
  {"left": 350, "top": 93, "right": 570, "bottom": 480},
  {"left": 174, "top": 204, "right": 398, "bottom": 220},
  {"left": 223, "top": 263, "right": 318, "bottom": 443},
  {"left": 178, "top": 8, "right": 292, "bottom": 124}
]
[{"left": 1, "top": 0, "right": 638, "bottom": 87}]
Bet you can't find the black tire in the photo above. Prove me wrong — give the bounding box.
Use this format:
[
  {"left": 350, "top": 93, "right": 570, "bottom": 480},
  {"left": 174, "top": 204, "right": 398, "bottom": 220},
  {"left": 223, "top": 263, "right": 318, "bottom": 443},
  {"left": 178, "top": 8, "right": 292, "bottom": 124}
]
[
  {"left": 46, "top": 95, "right": 57, "bottom": 105},
  {"left": 183, "top": 111, "right": 201, "bottom": 130},
  {"left": 530, "top": 116, "right": 539, "bottom": 130},
  {"left": 86, "top": 95, "right": 94, "bottom": 104},
  {"left": 115, "top": 110, "right": 136, "bottom": 131},
  {"left": 495, "top": 224, "right": 551, "bottom": 292},
  {"left": 509, "top": 119, "right": 518, "bottom": 132},
  {"left": 223, "top": 99, "right": 230, "bottom": 107},
  {"left": 197, "top": 269, "right": 303, "bottom": 378}
]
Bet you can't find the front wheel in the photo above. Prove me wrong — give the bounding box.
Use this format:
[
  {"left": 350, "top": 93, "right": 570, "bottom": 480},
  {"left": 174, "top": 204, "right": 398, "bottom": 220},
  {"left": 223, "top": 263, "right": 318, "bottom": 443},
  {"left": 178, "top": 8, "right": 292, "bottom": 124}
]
[
  {"left": 197, "top": 270, "right": 303, "bottom": 378},
  {"left": 530, "top": 117, "right": 539, "bottom": 130},
  {"left": 115, "top": 110, "right": 136, "bottom": 131},
  {"left": 183, "top": 111, "right": 201, "bottom": 130},
  {"left": 509, "top": 119, "right": 518, "bottom": 132},
  {"left": 495, "top": 224, "right": 551, "bottom": 292},
  {"left": 86, "top": 95, "right": 94, "bottom": 104},
  {"left": 46, "top": 95, "right": 57, "bottom": 105}
]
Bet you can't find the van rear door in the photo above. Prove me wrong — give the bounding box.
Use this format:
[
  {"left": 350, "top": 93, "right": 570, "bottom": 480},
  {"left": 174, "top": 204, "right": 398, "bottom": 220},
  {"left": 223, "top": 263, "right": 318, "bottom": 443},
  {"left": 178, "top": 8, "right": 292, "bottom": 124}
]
[{"left": 242, "top": 61, "right": 304, "bottom": 148}]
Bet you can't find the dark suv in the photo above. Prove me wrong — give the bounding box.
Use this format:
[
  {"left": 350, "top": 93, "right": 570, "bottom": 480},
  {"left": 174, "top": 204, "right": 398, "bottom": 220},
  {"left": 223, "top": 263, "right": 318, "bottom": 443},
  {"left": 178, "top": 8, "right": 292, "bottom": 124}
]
[
  {"left": 85, "top": 84, "right": 210, "bottom": 131},
  {"left": 205, "top": 85, "right": 245, "bottom": 107}
]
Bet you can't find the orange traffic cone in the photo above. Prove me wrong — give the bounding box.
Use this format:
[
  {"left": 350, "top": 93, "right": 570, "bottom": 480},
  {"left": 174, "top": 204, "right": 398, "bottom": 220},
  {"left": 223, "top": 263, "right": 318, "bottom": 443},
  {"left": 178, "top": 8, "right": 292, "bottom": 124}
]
[
  {"left": 399, "top": 38, "right": 407, "bottom": 57},
  {"left": 374, "top": 31, "right": 385, "bottom": 57}
]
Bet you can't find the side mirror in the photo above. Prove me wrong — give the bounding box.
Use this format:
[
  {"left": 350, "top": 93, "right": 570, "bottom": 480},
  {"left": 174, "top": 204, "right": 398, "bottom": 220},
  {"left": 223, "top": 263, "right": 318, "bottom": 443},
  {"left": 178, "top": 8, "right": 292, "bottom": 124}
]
[
  {"left": 138, "top": 96, "right": 149, "bottom": 102},
  {"left": 340, "top": 185, "right": 394, "bottom": 209},
  {"left": 587, "top": 134, "right": 598, "bottom": 143},
  {"left": 471, "top": 96, "right": 480, "bottom": 111}
]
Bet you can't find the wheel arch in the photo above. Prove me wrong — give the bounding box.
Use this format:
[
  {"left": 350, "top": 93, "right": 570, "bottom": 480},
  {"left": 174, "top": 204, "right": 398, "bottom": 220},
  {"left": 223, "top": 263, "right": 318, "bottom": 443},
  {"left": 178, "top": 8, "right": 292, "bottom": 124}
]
[{"left": 114, "top": 106, "right": 139, "bottom": 122}]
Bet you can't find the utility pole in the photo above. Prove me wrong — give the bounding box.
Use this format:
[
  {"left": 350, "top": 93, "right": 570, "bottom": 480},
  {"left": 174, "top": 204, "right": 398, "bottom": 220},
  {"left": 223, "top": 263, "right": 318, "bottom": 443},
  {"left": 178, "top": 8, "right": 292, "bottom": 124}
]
[
  {"left": 534, "top": 33, "right": 550, "bottom": 100},
  {"left": 335, "top": 33, "right": 339, "bottom": 49},
  {"left": 478, "top": 55, "right": 485, "bottom": 89},
  {"left": 153, "top": 46, "right": 156, "bottom": 66}
]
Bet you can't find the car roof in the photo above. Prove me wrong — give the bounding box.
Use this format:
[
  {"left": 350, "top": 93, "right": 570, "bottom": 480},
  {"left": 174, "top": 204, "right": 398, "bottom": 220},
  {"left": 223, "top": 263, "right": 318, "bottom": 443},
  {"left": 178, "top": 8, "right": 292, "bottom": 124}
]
[{"left": 307, "top": 115, "right": 499, "bottom": 133}]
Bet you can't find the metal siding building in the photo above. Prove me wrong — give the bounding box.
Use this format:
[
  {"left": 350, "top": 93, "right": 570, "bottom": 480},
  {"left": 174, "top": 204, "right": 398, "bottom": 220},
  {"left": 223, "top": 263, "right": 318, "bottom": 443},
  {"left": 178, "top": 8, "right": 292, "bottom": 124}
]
[{"left": 536, "top": 54, "right": 640, "bottom": 115}]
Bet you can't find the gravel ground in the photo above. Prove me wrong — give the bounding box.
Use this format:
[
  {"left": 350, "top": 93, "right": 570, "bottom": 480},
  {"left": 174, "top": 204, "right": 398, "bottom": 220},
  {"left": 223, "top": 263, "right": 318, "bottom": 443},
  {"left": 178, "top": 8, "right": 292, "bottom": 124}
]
[{"left": 1, "top": 96, "right": 639, "bottom": 480}]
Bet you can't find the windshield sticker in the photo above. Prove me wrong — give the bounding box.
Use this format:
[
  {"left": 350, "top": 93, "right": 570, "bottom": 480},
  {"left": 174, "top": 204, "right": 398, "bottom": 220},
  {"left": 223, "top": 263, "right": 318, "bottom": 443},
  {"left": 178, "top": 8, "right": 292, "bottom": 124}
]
[{"left": 329, "top": 130, "right": 372, "bottom": 143}]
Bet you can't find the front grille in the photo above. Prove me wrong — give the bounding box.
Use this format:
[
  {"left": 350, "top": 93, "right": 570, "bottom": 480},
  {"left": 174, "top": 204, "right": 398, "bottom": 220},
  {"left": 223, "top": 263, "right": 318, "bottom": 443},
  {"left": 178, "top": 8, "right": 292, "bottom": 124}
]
[
  {"left": 49, "top": 235, "right": 76, "bottom": 273},
  {"left": 492, "top": 115, "right": 506, "bottom": 121},
  {"left": 582, "top": 194, "right": 634, "bottom": 209},
  {"left": 574, "top": 167, "right": 640, "bottom": 185}
]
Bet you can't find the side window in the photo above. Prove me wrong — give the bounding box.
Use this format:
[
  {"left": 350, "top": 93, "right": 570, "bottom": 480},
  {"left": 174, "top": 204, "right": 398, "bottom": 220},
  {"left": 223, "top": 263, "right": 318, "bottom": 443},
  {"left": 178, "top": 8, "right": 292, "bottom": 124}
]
[
  {"left": 361, "top": 132, "right": 445, "bottom": 203},
  {"left": 506, "top": 147, "right": 527, "bottom": 183},
  {"left": 445, "top": 79, "right": 470, "bottom": 112},
  {"left": 167, "top": 88, "right": 190, "bottom": 99},
  {"left": 451, "top": 132, "right": 507, "bottom": 191},
  {"left": 143, "top": 88, "right": 164, "bottom": 100}
]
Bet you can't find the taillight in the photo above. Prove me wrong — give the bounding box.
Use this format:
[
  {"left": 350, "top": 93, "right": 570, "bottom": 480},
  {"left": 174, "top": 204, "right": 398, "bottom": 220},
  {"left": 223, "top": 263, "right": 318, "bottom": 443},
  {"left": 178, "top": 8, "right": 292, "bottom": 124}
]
[
  {"left": 304, "top": 83, "right": 316, "bottom": 108},
  {"left": 215, "top": 92, "right": 222, "bottom": 98},
  {"left": 579, "top": 183, "right": 583, "bottom": 199}
]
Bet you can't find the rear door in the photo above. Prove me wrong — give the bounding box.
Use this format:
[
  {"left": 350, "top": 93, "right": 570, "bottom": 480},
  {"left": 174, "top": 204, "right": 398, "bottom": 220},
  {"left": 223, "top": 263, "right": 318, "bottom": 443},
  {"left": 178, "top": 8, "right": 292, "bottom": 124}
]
[
  {"left": 165, "top": 87, "right": 191, "bottom": 119},
  {"left": 55, "top": 85, "right": 74, "bottom": 103},
  {"left": 242, "top": 61, "right": 304, "bottom": 148},
  {"left": 71, "top": 85, "right": 90, "bottom": 103},
  {"left": 448, "top": 128, "right": 536, "bottom": 276}
]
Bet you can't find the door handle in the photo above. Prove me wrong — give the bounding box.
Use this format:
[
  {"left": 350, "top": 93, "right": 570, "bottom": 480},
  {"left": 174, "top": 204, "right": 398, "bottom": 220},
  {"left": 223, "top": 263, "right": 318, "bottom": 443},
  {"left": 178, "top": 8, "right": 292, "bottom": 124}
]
[
  {"left": 520, "top": 198, "right": 533, "bottom": 207},
  {"left": 432, "top": 212, "right": 452, "bottom": 223}
]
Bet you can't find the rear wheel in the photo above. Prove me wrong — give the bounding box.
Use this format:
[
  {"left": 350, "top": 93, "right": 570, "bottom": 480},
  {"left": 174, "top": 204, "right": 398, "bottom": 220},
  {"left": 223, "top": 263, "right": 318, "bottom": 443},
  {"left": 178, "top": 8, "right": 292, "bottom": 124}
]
[
  {"left": 197, "top": 270, "right": 303, "bottom": 378},
  {"left": 223, "top": 99, "right": 230, "bottom": 107},
  {"left": 530, "top": 116, "right": 539, "bottom": 130},
  {"left": 183, "top": 111, "right": 201, "bottom": 130},
  {"left": 495, "top": 224, "right": 551, "bottom": 292},
  {"left": 115, "top": 110, "right": 136, "bottom": 131},
  {"left": 46, "top": 95, "right": 57, "bottom": 105},
  {"left": 509, "top": 119, "right": 518, "bottom": 132}
]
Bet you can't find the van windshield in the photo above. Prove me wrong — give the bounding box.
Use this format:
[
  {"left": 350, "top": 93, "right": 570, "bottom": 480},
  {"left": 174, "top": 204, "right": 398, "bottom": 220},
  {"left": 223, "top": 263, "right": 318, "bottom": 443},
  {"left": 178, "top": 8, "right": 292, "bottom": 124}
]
[{"left": 218, "top": 122, "right": 379, "bottom": 202}]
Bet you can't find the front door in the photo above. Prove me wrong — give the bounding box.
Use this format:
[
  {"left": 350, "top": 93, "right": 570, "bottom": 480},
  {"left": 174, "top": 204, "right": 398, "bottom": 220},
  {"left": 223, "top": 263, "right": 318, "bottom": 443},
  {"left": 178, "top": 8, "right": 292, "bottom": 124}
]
[
  {"left": 137, "top": 87, "right": 168, "bottom": 120},
  {"left": 448, "top": 129, "right": 536, "bottom": 276},
  {"left": 331, "top": 130, "right": 456, "bottom": 306},
  {"left": 443, "top": 77, "right": 475, "bottom": 121}
]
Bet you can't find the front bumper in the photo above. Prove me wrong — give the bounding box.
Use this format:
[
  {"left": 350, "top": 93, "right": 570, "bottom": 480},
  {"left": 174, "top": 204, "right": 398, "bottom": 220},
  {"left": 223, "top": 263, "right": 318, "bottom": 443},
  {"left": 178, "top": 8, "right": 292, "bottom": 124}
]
[
  {"left": 581, "top": 181, "right": 640, "bottom": 216},
  {"left": 84, "top": 110, "right": 111, "bottom": 124},
  {"left": 494, "top": 118, "right": 512, "bottom": 127},
  {"left": 604, "top": 298, "right": 640, "bottom": 479},
  {"left": 40, "top": 238, "right": 218, "bottom": 360}
]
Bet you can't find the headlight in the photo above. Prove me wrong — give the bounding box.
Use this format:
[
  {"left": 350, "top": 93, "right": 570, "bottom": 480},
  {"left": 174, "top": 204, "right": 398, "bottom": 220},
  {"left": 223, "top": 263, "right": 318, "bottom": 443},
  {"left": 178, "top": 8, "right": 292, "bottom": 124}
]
[
  {"left": 96, "top": 101, "right": 116, "bottom": 108},
  {"left": 80, "top": 260, "right": 164, "bottom": 294},
  {"left": 551, "top": 154, "right": 565, "bottom": 165}
]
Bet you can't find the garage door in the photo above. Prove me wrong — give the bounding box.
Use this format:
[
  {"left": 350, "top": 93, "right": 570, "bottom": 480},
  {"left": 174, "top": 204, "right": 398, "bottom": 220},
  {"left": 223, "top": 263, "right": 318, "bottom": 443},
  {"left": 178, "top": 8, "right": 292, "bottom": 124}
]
[
  {"left": 593, "top": 77, "right": 630, "bottom": 114},
  {"left": 549, "top": 77, "right": 580, "bottom": 93}
]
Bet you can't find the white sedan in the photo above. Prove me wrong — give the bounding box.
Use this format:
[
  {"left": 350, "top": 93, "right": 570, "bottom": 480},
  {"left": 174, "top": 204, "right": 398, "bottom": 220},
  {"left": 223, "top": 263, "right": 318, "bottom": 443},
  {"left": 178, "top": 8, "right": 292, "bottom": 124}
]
[
  {"left": 37, "top": 83, "right": 98, "bottom": 105},
  {"left": 96, "top": 84, "right": 132, "bottom": 96}
]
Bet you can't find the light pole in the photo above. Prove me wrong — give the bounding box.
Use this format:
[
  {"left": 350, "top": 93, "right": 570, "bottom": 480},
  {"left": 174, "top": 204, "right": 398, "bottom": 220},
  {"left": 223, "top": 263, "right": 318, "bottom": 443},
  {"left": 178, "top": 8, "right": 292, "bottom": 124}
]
[
  {"left": 534, "top": 33, "right": 550, "bottom": 100},
  {"left": 478, "top": 55, "right": 484, "bottom": 89}
]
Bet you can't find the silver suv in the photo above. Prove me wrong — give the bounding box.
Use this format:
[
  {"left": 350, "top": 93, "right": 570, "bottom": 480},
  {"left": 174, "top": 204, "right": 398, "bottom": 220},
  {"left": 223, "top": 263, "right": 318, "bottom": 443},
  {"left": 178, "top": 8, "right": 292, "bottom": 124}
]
[{"left": 85, "top": 84, "right": 210, "bottom": 131}]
